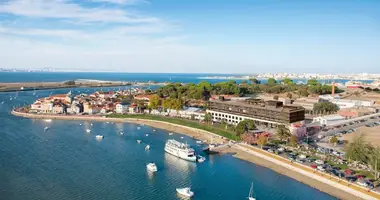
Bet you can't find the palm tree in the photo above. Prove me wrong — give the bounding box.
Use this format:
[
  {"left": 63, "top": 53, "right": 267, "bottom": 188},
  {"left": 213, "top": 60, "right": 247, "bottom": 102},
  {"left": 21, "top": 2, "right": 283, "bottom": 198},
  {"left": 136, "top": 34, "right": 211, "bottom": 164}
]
[{"left": 276, "top": 125, "right": 291, "bottom": 141}]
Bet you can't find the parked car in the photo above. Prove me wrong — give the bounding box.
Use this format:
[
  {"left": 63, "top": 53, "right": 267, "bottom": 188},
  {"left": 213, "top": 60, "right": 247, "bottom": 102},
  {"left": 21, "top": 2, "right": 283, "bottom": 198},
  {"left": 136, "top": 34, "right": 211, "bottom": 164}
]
[
  {"left": 317, "top": 165, "right": 326, "bottom": 171},
  {"left": 277, "top": 147, "right": 285, "bottom": 152},
  {"left": 295, "top": 158, "right": 305, "bottom": 164},
  {"left": 315, "top": 160, "right": 325, "bottom": 165},
  {"left": 305, "top": 158, "right": 315, "bottom": 163}
]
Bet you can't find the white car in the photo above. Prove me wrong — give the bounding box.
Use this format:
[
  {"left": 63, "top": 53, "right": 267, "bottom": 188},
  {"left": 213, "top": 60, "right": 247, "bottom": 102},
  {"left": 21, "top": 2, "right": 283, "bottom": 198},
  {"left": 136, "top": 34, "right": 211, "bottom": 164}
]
[
  {"left": 317, "top": 165, "right": 325, "bottom": 171},
  {"left": 277, "top": 147, "right": 285, "bottom": 152},
  {"left": 315, "top": 160, "right": 324, "bottom": 165},
  {"left": 357, "top": 181, "right": 368, "bottom": 187}
]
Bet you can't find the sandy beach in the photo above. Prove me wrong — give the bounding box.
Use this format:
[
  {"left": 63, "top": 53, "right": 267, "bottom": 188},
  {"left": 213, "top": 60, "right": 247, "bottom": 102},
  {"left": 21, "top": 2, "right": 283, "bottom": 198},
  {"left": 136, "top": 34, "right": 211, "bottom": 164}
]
[{"left": 11, "top": 111, "right": 380, "bottom": 200}]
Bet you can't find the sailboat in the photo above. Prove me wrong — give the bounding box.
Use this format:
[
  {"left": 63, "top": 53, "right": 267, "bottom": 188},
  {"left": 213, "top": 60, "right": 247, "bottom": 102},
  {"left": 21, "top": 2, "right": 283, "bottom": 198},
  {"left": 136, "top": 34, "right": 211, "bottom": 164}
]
[{"left": 248, "top": 182, "right": 256, "bottom": 200}]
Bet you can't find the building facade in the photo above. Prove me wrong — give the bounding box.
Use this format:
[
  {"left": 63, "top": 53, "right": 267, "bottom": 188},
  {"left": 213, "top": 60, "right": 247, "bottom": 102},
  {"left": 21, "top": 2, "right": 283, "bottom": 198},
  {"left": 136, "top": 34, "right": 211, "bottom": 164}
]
[{"left": 206, "top": 99, "right": 305, "bottom": 125}]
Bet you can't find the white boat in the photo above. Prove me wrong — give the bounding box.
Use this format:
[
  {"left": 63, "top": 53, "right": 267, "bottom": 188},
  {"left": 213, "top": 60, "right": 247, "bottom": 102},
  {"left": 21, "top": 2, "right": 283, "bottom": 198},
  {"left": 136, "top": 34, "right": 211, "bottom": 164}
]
[
  {"left": 146, "top": 163, "right": 158, "bottom": 172},
  {"left": 145, "top": 134, "right": 149, "bottom": 136},
  {"left": 119, "top": 131, "right": 124, "bottom": 135},
  {"left": 153, "top": 129, "right": 156, "bottom": 132},
  {"left": 90, "top": 123, "right": 93, "bottom": 126},
  {"left": 169, "top": 132, "right": 173, "bottom": 135},
  {"left": 176, "top": 187, "right": 194, "bottom": 198},
  {"left": 145, "top": 145, "right": 150, "bottom": 150},
  {"left": 248, "top": 182, "right": 256, "bottom": 200},
  {"left": 137, "top": 127, "right": 141, "bottom": 130},
  {"left": 86, "top": 129, "right": 91, "bottom": 133},
  {"left": 79, "top": 123, "right": 82, "bottom": 126},
  {"left": 44, "top": 119, "right": 52, "bottom": 122},
  {"left": 197, "top": 155, "right": 206, "bottom": 163},
  {"left": 95, "top": 135, "right": 104, "bottom": 140},
  {"left": 164, "top": 139, "right": 197, "bottom": 162},
  {"left": 180, "top": 136, "right": 184, "bottom": 139},
  {"left": 137, "top": 140, "right": 142, "bottom": 144},
  {"left": 44, "top": 127, "right": 49, "bottom": 131},
  {"left": 106, "top": 122, "right": 109, "bottom": 124},
  {"left": 196, "top": 140, "right": 203, "bottom": 144},
  {"left": 1, "top": 101, "right": 4, "bottom": 104}
]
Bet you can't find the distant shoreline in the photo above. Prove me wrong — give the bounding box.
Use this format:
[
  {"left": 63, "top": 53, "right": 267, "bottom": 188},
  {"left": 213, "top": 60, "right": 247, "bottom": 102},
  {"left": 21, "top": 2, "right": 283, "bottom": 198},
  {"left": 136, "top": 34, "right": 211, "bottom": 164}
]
[
  {"left": 0, "top": 80, "right": 165, "bottom": 92},
  {"left": 11, "top": 110, "right": 380, "bottom": 200}
]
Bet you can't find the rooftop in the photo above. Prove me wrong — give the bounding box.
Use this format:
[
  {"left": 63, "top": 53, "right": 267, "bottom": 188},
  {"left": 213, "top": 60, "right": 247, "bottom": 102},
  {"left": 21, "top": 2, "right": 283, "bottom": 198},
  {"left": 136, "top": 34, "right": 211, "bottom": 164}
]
[{"left": 210, "top": 99, "right": 304, "bottom": 113}]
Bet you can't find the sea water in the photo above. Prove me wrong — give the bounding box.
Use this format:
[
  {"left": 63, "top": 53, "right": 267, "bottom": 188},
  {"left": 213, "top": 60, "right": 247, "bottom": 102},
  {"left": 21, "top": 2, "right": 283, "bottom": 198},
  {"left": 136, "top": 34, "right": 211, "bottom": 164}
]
[{"left": 0, "top": 87, "right": 337, "bottom": 200}]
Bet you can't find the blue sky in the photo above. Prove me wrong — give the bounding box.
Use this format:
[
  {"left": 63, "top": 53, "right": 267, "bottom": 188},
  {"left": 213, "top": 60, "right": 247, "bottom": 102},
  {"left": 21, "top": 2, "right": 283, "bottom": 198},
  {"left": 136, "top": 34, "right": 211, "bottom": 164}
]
[{"left": 0, "top": 0, "right": 379, "bottom": 73}]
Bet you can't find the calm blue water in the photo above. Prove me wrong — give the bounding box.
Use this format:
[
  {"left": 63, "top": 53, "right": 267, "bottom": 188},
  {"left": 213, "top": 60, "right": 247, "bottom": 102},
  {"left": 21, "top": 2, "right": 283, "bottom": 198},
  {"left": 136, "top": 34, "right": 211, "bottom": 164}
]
[
  {"left": 0, "top": 87, "right": 337, "bottom": 200},
  {"left": 0, "top": 72, "right": 372, "bottom": 85}
]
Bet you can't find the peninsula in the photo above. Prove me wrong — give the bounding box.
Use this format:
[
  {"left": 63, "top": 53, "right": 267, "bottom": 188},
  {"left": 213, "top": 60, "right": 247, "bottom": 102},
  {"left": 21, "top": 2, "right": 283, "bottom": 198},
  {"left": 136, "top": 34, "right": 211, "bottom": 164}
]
[{"left": 0, "top": 79, "right": 166, "bottom": 92}]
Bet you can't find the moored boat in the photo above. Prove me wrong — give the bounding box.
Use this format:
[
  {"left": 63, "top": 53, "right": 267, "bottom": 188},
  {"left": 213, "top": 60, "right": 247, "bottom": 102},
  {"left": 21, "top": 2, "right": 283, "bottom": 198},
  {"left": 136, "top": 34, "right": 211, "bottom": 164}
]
[
  {"left": 137, "top": 140, "right": 142, "bottom": 144},
  {"left": 145, "top": 145, "right": 150, "bottom": 150},
  {"left": 176, "top": 187, "right": 194, "bottom": 197},
  {"left": 197, "top": 155, "right": 206, "bottom": 163},
  {"left": 164, "top": 139, "right": 196, "bottom": 162},
  {"left": 86, "top": 129, "right": 91, "bottom": 133},
  {"left": 146, "top": 163, "right": 158, "bottom": 172},
  {"left": 95, "top": 135, "right": 104, "bottom": 140}
]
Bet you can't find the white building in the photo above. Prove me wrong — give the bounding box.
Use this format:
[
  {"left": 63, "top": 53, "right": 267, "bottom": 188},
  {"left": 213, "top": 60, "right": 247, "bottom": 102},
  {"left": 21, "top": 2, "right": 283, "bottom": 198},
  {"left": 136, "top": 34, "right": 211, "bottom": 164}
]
[
  {"left": 330, "top": 99, "right": 374, "bottom": 109},
  {"left": 312, "top": 114, "right": 345, "bottom": 126},
  {"left": 115, "top": 103, "right": 129, "bottom": 114}
]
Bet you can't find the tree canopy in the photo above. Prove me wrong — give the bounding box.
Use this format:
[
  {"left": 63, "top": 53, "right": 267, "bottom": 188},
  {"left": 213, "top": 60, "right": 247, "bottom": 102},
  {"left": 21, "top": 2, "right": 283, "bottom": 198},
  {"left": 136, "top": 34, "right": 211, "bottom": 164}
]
[
  {"left": 313, "top": 102, "right": 339, "bottom": 113},
  {"left": 276, "top": 125, "right": 291, "bottom": 141},
  {"left": 235, "top": 120, "right": 256, "bottom": 136}
]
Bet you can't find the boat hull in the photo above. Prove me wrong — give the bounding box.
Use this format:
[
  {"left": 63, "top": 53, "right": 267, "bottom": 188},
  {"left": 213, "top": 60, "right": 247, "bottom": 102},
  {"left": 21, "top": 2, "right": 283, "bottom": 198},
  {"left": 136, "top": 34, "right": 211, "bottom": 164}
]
[{"left": 165, "top": 147, "right": 197, "bottom": 162}]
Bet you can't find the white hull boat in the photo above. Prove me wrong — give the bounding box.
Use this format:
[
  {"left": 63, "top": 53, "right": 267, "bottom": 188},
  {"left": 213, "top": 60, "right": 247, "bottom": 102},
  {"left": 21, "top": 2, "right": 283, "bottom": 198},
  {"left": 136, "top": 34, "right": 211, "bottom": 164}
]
[
  {"left": 176, "top": 187, "right": 194, "bottom": 197},
  {"left": 165, "top": 139, "right": 197, "bottom": 162},
  {"left": 96, "top": 135, "right": 104, "bottom": 140},
  {"left": 146, "top": 163, "right": 158, "bottom": 172},
  {"left": 145, "top": 145, "right": 150, "bottom": 150},
  {"left": 86, "top": 129, "right": 91, "bottom": 133},
  {"left": 137, "top": 140, "right": 142, "bottom": 144}
]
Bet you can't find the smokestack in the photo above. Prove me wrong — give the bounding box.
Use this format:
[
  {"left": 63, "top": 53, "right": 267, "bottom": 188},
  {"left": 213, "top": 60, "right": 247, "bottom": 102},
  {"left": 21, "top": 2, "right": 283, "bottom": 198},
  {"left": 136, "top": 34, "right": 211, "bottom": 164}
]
[{"left": 332, "top": 81, "right": 335, "bottom": 96}]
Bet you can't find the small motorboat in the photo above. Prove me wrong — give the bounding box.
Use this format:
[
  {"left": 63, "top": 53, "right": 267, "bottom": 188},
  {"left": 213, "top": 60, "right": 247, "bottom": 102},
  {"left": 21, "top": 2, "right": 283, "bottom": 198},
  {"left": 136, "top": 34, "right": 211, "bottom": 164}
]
[
  {"left": 106, "top": 122, "right": 109, "bottom": 124},
  {"left": 197, "top": 155, "right": 206, "bottom": 163},
  {"left": 44, "top": 127, "right": 49, "bottom": 131},
  {"left": 180, "top": 136, "right": 184, "bottom": 139},
  {"left": 79, "top": 123, "right": 82, "bottom": 126},
  {"left": 44, "top": 119, "right": 52, "bottom": 122},
  {"left": 119, "top": 131, "right": 124, "bottom": 135},
  {"left": 90, "top": 123, "right": 93, "bottom": 126},
  {"left": 1, "top": 101, "right": 4, "bottom": 104},
  {"left": 95, "top": 135, "right": 104, "bottom": 140},
  {"left": 145, "top": 145, "right": 150, "bottom": 150},
  {"left": 153, "top": 129, "right": 156, "bottom": 132},
  {"left": 176, "top": 187, "right": 194, "bottom": 197},
  {"left": 86, "top": 129, "right": 91, "bottom": 133},
  {"left": 146, "top": 163, "right": 158, "bottom": 172},
  {"left": 169, "top": 132, "right": 173, "bottom": 135},
  {"left": 145, "top": 134, "right": 149, "bottom": 137},
  {"left": 137, "top": 127, "right": 141, "bottom": 130},
  {"left": 196, "top": 140, "right": 203, "bottom": 144},
  {"left": 137, "top": 140, "right": 142, "bottom": 144}
]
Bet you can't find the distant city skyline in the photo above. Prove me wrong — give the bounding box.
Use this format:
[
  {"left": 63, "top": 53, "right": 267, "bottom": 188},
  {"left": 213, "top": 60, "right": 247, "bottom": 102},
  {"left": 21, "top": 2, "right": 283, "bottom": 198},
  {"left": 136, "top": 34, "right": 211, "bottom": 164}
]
[{"left": 0, "top": 0, "right": 379, "bottom": 73}]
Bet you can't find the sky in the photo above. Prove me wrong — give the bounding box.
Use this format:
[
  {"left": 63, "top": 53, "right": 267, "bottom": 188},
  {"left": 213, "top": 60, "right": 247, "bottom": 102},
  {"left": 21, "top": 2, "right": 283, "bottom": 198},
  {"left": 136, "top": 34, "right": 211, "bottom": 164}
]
[{"left": 0, "top": 0, "right": 379, "bottom": 73}]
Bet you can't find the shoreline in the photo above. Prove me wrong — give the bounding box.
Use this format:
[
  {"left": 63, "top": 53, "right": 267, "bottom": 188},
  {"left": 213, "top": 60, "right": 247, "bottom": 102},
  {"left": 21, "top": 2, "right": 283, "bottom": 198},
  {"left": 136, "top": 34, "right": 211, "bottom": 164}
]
[
  {"left": 0, "top": 81, "right": 166, "bottom": 92},
  {"left": 11, "top": 111, "right": 380, "bottom": 200}
]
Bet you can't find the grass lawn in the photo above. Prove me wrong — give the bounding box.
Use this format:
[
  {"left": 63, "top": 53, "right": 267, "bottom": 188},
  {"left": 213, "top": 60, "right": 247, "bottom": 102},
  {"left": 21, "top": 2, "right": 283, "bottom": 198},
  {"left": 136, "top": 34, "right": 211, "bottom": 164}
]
[{"left": 108, "top": 114, "right": 240, "bottom": 140}]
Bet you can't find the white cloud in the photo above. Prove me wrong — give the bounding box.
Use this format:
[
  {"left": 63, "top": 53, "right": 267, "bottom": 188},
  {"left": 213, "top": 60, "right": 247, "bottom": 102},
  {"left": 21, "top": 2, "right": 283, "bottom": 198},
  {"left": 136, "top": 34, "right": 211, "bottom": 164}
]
[{"left": 0, "top": 0, "right": 158, "bottom": 23}]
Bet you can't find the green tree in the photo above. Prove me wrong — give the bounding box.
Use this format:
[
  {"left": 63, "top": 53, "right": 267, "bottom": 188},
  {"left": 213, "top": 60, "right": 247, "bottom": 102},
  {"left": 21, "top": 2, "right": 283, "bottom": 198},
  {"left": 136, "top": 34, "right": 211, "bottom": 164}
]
[
  {"left": 235, "top": 120, "right": 256, "bottom": 136},
  {"left": 313, "top": 102, "right": 339, "bottom": 113},
  {"left": 282, "top": 78, "right": 293, "bottom": 85},
  {"left": 148, "top": 94, "right": 161, "bottom": 109},
  {"left": 307, "top": 79, "right": 319, "bottom": 86},
  {"left": 289, "top": 135, "right": 298, "bottom": 147},
  {"left": 257, "top": 134, "right": 267, "bottom": 148},
  {"left": 204, "top": 113, "right": 212, "bottom": 124},
  {"left": 345, "top": 135, "right": 371, "bottom": 163},
  {"left": 330, "top": 136, "right": 339, "bottom": 145},
  {"left": 276, "top": 125, "right": 291, "bottom": 141},
  {"left": 63, "top": 80, "right": 76, "bottom": 85},
  {"left": 249, "top": 78, "right": 260, "bottom": 85},
  {"left": 273, "top": 95, "right": 279, "bottom": 100},
  {"left": 267, "top": 78, "right": 277, "bottom": 86}
]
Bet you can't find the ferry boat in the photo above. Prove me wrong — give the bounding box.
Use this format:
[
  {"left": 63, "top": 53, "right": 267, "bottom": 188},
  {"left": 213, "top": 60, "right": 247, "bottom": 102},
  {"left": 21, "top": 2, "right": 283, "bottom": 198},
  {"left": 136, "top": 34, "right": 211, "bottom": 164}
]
[{"left": 164, "top": 139, "right": 197, "bottom": 162}]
